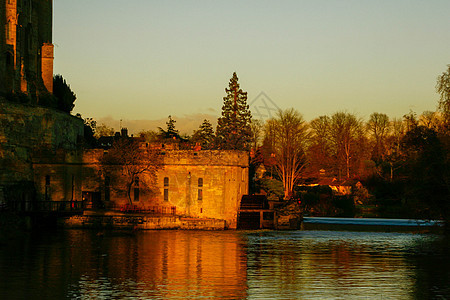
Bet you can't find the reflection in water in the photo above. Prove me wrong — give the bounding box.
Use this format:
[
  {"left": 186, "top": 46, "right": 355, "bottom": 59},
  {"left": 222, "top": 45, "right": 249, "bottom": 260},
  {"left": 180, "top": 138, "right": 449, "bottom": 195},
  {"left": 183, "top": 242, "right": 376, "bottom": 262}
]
[
  {"left": 245, "top": 231, "right": 449, "bottom": 299},
  {"left": 0, "top": 230, "right": 448, "bottom": 299}
]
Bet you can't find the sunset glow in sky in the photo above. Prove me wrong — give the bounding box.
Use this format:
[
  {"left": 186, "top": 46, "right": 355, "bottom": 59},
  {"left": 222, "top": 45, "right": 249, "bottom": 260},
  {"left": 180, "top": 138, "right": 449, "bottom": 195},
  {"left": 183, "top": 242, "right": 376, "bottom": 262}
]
[{"left": 53, "top": 0, "right": 450, "bottom": 133}]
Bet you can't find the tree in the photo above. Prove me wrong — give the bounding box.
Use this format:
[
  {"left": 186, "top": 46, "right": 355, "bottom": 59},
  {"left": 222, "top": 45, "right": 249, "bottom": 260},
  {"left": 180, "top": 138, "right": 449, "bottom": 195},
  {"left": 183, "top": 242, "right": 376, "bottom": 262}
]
[
  {"left": 384, "top": 117, "right": 406, "bottom": 181},
  {"left": 367, "top": 112, "right": 390, "bottom": 162},
  {"left": 250, "top": 119, "right": 263, "bottom": 152},
  {"left": 401, "top": 125, "right": 449, "bottom": 223},
  {"left": 328, "top": 112, "right": 364, "bottom": 179},
  {"left": 436, "top": 64, "right": 450, "bottom": 127},
  {"left": 216, "top": 72, "right": 252, "bottom": 151},
  {"left": 95, "top": 123, "right": 115, "bottom": 138},
  {"left": 53, "top": 74, "right": 76, "bottom": 113},
  {"left": 101, "top": 138, "right": 162, "bottom": 205},
  {"left": 268, "top": 108, "right": 309, "bottom": 199},
  {"left": 191, "top": 119, "right": 215, "bottom": 149},
  {"left": 158, "top": 115, "right": 180, "bottom": 140},
  {"left": 308, "top": 115, "right": 333, "bottom": 176},
  {"left": 138, "top": 130, "right": 159, "bottom": 143},
  {"left": 83, "top": 117, "right": 97, "bottom": 147}
]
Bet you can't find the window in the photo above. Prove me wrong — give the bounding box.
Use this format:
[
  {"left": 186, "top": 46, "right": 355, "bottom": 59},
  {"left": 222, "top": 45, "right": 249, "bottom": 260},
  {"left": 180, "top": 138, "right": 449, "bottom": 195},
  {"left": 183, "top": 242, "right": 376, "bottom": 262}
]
[
  {"left": 105, "top": 176, "right": 110, "bottom": 202},
  {"left": 6, "top": 21, "right": 11, "bottom": 41},
  {"left": 45, "top": 175, "right": 50, "bottom": 201},
  {"left": 133, "top": 177, "right": 140, "bottom": 201},
  {"left": 134, "top": 188, "right": 140, "bottom": 202},
  {"left": 164, "top": 177, "right": 169, "bottom": 201},
  {"left": 198, "top": 178, "right": 203, "bottom": 201}
]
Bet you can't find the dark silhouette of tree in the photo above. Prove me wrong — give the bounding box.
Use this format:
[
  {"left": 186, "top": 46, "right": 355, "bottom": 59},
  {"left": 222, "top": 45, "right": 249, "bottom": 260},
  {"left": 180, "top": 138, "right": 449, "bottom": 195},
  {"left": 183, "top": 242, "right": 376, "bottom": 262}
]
[
  {"left": 216, "top": 72, "right": 252, "bottom": 151},
  {"left": 191, "top": 119, "right": 215, "bottom": 149},
  {"left": 101, "top": 138, "right": 162, "bottom": 205},
  {"left": 83, "top": 117, "right": 97, "bottom": 147},
  {"left": 401, "top": 125, "right": 449, "bottom": 225},
  {"left": 158, "top": 115, "right": 180, "bottom": 140},
  {"left": 53, "top": 74, "right": 76, "bottom": 113}
]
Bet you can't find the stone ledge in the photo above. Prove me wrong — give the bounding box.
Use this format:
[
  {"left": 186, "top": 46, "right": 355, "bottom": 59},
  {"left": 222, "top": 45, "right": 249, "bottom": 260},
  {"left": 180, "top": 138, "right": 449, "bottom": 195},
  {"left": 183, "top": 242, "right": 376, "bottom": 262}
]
[{"left": 61, "top": 214, "right": 227, "bottom": 230}]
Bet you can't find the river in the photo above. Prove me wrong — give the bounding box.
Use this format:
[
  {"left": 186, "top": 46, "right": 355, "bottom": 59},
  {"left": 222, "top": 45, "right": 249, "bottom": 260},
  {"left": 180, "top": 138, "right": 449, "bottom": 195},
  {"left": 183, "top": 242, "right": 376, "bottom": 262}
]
[{"left": 0, "top": 229, "right": 448, "bottom": 299}]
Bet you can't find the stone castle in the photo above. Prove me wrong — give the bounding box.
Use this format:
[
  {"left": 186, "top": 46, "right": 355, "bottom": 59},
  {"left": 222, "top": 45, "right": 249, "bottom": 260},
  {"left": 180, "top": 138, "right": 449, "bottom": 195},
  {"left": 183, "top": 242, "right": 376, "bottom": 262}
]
[
  {"left": 0, "top": 1, "right": 249, "bottom": 229},
  {"left": 0, "top": 0, "right": 53, "bottom": 96}
]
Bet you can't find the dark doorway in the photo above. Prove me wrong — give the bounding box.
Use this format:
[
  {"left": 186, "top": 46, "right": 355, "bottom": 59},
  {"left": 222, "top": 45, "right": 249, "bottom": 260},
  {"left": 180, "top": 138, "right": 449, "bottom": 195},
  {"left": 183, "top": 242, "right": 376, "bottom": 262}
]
[{"left": 82, "top": 191, "right": 103, "bottom": 209}]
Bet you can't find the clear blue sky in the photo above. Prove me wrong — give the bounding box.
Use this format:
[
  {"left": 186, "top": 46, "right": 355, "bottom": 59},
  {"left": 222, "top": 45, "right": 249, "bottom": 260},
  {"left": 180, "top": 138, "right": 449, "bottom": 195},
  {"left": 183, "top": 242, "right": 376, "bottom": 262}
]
[{"left": 53, "top": 0, "right": 450, "bottom": 131}]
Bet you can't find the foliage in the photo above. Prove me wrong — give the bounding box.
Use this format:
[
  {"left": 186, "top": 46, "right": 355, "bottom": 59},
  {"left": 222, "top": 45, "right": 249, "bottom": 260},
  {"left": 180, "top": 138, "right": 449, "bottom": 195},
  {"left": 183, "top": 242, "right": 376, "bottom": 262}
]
[
  {"left": 53, "top": 74, "right": 76, "bottom": 113},
  {"left": 259, "top": 178, "right": 284, "bottom": 200},
  {"left": 265, "top": 108, "right": 309, "bottom": 199},
  {"left": 216, "top": 72, "right": 252, "bottom": 151},
  {"left": 158, "top": 115, "right": 181, "bottom": 140},
  {"left": 436, "top": 64, "right": 450, "bottom": 128},
  {"left": 38, "top": 92, "right": 58, "bottom": 109},
  {"left": 139, "top": 130, "right": 159, "bottom": 143},
  {"left": 191, "top": 119, "right": 215, "bottom": 149},
  {"left": 2, "top": 91, "right": 32, "bottom": 104},
  {"left": 101, "top": 138, "right": 162, "bottom": 205},
  {"left": 96, "top": 123, "right": 115, "bottom": 138},
  {"left": 83, "top": 117, "right": 97, "bottom": 147},
  {"left": 401, "top": 125, "right": 449, "bottom": 221}
]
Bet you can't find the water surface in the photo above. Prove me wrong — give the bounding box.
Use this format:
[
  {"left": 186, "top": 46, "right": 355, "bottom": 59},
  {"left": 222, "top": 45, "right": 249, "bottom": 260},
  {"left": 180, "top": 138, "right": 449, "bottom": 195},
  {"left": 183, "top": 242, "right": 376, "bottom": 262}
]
[{"left": 0, "top": 229, "right": 448, "bottom": 299}]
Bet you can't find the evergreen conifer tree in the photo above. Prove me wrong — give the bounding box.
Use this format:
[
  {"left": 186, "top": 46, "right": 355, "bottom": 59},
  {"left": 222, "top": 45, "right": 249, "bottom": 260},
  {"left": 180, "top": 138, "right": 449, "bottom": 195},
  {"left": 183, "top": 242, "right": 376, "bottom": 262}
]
[
  {"left": 158, "top": 115, "right": 180, "bottom": 139},
  {"left": 192, "top": 119, "right": 215, "bottom": 149},
  {"left": 216, "top": 72, "right": 252, "bottom": 150}
]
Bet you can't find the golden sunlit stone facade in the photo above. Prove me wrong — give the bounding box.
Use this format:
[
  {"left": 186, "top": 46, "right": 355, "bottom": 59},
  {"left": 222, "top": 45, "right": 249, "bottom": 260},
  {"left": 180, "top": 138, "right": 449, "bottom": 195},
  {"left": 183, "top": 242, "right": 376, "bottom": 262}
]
[
  {"left": 32, "top": 149, "right": 249, "bottom": 229},
  {"left": 0, "top": 0, "right": 53, "bottom": 96}
]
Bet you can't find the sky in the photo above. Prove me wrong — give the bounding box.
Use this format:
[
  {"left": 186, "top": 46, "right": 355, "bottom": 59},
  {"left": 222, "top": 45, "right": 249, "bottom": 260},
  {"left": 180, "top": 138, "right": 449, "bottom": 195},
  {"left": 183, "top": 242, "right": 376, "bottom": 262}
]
[{"left": 53, "top": 0, "right": 450, "bottom": 134}]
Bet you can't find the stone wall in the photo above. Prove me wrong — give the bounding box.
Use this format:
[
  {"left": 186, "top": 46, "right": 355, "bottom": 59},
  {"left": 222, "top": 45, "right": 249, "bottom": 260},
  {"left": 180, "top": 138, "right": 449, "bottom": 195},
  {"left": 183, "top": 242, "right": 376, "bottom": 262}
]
[
  {"left": 32, "top": 149, "right": 249, "bottom": 229},
  {"left": 0, "top": 100, "right": 83, "bottom": 186}
]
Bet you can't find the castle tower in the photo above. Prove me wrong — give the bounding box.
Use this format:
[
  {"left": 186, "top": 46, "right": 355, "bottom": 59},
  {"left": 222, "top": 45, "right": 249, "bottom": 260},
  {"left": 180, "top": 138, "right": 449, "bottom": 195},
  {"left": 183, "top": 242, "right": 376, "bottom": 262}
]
[{"left": 0, "top": 0, "right": 54, "bottom": 97}]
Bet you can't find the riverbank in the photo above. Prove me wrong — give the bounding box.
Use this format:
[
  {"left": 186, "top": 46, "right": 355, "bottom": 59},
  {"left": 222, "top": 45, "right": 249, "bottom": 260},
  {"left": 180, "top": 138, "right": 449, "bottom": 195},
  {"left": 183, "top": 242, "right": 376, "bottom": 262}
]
[{"left": 62, "top": 211, "right": 227, "bottom": 230}]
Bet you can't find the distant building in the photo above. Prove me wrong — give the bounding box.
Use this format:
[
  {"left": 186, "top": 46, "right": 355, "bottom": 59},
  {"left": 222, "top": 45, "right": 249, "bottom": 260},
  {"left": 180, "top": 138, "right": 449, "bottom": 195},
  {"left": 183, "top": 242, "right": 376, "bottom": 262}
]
[{"left": 0, "top": 0, "right": 54, "bottom": 96}]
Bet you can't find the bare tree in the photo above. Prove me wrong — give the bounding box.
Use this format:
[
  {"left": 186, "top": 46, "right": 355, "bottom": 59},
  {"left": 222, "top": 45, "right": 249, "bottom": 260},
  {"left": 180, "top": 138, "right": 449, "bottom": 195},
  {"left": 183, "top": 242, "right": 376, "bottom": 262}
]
[
  {"left": 367, "top": 112, "right": 391, "bottom": 162},
  {"left": 384, "top": 118, "right": 406, "bottom": 181},
  {"left": 102, "top": 138, "right": 162, "bottom": 205},
  {"left": 250, "top": 119, "right": 264, "bottom": 152},
  {"left": 419, "top": 111, "right": 442, "bottom": 130},
  {"left": 308, "top": 115, "right": 332, "bottom": 175},
  {"left": 328, "top": 112, "right": 364, "bottom": 179},
  {"left": 268, "top": 109, "right": 309, "bottom": 199},
  {"left": 436, "top": 64, "right": 450, "bottom": 127}
]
